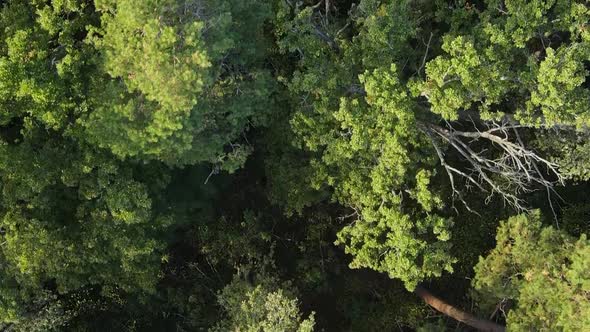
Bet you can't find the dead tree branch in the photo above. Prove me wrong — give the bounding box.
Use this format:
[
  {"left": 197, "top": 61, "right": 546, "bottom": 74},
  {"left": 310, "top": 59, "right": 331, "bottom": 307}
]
[
  {"left": 417, "top": 32, "right": 434, "bottom": 75},
  {"left": 420, "top": 119, "right": 564, "bottom": 212}
]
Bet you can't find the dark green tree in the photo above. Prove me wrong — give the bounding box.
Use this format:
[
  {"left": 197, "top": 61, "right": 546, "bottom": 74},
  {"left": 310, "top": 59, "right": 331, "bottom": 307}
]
[
  {"left": 0, "top": 0, "right": 276, "bottom": 326},
  {"left": 85, "top": 0, "right": 276, "bottom": 167}
]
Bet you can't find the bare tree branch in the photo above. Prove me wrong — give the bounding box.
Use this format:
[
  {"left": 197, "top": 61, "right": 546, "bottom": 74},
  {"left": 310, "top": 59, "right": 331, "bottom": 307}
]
[
  {"left": 417, "top": 32, "right": 434, "bottom": 76},
  {"left": 424, "top": 128, "right": 481, "bottom": 215},
  {"left": 420, "top": 120, "right": 564, "bottom": 212}
]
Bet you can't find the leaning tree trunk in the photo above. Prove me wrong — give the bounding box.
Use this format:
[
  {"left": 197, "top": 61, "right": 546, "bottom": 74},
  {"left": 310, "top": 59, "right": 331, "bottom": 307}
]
[{"left": 414, "top": 286, "right": 506, "bottom": 332}]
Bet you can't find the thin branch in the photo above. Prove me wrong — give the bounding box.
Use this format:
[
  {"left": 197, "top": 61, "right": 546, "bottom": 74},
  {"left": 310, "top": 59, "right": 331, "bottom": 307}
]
[
  {"left": 204, "top": 166, "right": 218, "bottom": 184},
  {"left": 424, "top": 128, "right": 481, "bottom": 215},
  {"left": 417, "top": 32, "right": 434, "bottom": 75}
]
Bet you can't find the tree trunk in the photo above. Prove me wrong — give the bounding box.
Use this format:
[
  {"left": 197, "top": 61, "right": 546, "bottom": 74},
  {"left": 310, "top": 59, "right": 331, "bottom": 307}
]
[{"left": 414, "top": 286, "right": 506, "bottom": 332}]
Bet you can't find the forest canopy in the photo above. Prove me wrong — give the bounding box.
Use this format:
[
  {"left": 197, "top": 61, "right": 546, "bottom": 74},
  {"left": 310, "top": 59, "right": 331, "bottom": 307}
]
[{"left": 0, "top": 0, "right": 589, "bottom": 331}]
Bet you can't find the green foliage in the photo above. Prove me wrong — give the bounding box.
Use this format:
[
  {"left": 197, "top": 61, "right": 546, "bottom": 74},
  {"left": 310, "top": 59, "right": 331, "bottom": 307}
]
[
  {"left": 1, "top": 0, "right": 590, "bottom": 330},
  {"left": 0, "top": 0, "right": 279, "bottom": 325},
  {"left": 422, "top": 0, "right": 590, "bottom": 126},
  {"left": 473, "top": 212, "right": 590, "bottom": 331},
  {"left": 3, "top": 289, "right": 108, "bottom": 332},
  {"left": 276, "top": 0, "right": 590, "bottom": 293},
  {"left": 94, "top": 0, "right": 218, "bottom": 111},
  {"left": 261, "top": 105, "right": 326, "bottom": 216},
  {"left": 212, "top": 280, "right": 315, "bottom": 332},
  {"left": 197, "top": 210, "right": 276, "bottom": 276},
  {"left": 561, "top": 202, "right": 590, "bottom": 236},
  {"left": 0, "top": 0, "right": 96, "bottom": 131},
  {"left": 0, "top": 134, "right": 169, "bottom": 324},
  {"left": 417, "top": 34, "right": 513, "bottom": 120},
  {"left": 535, "top": 130, "right": 590, "bottom": 181},
  {"left": 276, "top": 1, "right": 457, "bottom": 290},
  {"left": 85, "top": 0, "right": 275, "bottom": 166}
]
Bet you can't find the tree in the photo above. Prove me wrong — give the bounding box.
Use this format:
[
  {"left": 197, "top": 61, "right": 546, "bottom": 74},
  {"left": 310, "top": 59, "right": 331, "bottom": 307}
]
[
  {"left": 0, "top": 0, "right": 168, "bottom": 323},
  {"left": 275, "top": 0, "right": 590, "bottom": 289},
  {"left": 275, "top": 0, "right": 456, "bottom": 289},
  {"left": 473, "top": 212, "right": 590, "bottom": 331},
  {"left": 212, "top": 279, "right": 315, "bottom": 332},
  {"left": 1, "top": 0, "right": 590, "bottom": 330},
  {"left": 0, "top": 129, "right": 171, "bottom": 324},
  {"left": 0, "top": 0, "right": 275, "bottom": 326},
  {"left": 85, "top": 0, "right": 275, "bottom": 168}
]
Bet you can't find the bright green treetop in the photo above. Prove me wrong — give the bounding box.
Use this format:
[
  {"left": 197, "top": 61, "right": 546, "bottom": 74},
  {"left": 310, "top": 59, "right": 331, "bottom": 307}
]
[
  {"left": 474, "top": 212, "right": 590, "bottom": 331},
  {"left": 212, "top": 279, "right": 315, "bottom": 332}
]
